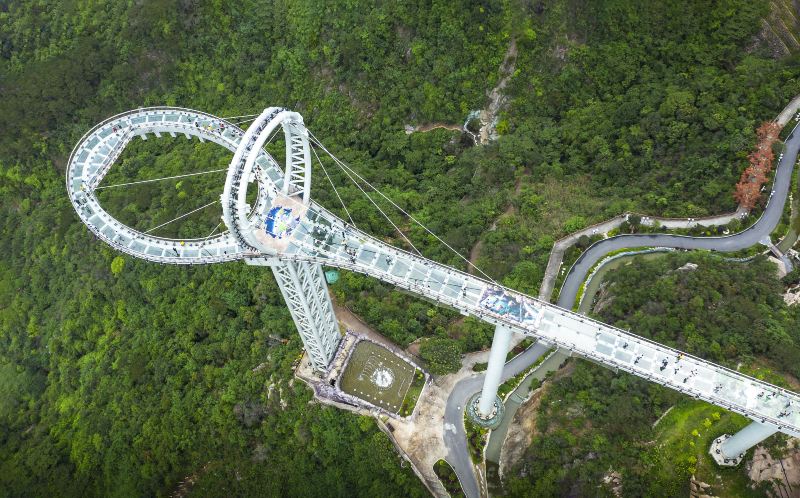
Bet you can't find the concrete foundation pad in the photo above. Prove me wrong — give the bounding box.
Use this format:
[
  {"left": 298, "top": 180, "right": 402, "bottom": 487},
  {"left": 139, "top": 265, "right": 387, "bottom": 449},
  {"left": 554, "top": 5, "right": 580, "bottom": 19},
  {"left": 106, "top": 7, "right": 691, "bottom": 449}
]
[
  {"left": 467, "top": 393, "right": 504, "bottom": 429},
  {"left": 709, "top": 435, "right": 744, "bottom": 467}
]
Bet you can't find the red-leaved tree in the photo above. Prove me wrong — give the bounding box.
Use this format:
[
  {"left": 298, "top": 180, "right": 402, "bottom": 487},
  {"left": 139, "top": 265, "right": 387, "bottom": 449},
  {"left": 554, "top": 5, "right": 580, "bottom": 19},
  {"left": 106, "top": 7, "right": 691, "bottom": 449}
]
[{"left": 734, "top": 122, "right": 781, "bottom": 210}]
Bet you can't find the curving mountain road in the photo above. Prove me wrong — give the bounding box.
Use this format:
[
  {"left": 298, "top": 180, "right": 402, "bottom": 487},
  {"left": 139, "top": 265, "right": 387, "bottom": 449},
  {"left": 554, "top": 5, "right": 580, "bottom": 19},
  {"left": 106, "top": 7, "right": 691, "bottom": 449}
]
[
  {"left": 443, "top": 342, "right": 551, "bottom": 498},
  {"left": 558, "top": 122, "right": 800, "bottom": 310},
  {"left": 444, "top": 121, "right": 799, "bottom": 498}
]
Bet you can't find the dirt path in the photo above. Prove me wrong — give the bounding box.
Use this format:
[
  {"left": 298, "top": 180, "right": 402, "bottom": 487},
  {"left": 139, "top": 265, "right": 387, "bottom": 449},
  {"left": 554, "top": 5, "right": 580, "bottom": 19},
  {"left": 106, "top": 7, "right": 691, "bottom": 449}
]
[
  {"left": 467, "top": 240, "right": 485, "bottom": 274},
  {"left": 405, "top": 123, "right": 464, "bottom": 134},
  {"left": 406, "top": 37, "right": 518, "bottom": 145},
  {"left": 333, "top": 304, "right": 425, "bottom": 361}
]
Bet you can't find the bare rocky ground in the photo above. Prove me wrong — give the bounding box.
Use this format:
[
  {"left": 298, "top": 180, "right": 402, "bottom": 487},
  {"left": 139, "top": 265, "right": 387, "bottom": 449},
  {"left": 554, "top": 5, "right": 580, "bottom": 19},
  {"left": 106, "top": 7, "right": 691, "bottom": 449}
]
[
  {"left": 499, "top": 361, "right": 575, "bottom": 478},
  {"left": 602, "top": 470, "right": 623, "bottom": 497},
  {"left": 689, "top": 475, "right": 716, "bottom": 498},
  {"left": 768, "top": 255, "right": 790, "bottom": 279},
  {"left": 747, "top": 442, "right": 800, "bottom": 498},
  {"left": 498, "top": 382, "right": 544, "bottom": 477},
  {"left": 786, "top": 284, "right": 800, "bottom": 306},
  {"left": 405, "top": 36, "right": 517, "bottom": 146},
  {"left": 171, "top": 462, "right": 213, "bottom": 498},
  {"left": 475, "top": 38, "right": 517, "bottom": 145}
]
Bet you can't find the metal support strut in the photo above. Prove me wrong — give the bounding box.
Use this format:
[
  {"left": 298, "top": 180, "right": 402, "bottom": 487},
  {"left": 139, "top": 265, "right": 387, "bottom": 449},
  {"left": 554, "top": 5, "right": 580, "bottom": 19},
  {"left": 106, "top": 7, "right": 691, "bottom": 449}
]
[
  {"left": 271, "top": 260, "right": 341, "bottom": 372},
  {"left": 709, "top": 421, "right": 778, "bottom": 466}
]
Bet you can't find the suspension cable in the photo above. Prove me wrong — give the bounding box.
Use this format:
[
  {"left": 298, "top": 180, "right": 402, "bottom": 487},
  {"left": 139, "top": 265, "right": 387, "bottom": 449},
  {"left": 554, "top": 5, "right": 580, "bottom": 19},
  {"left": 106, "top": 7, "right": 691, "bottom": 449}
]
[
  {"left": 310, "top": 144, "right": 357, "bottom": 228},
  {"left": 262, "top": 126, "right": 282, "bottom": 148},
  {"left": 340, "top": 162, "right": 421, "bottom": 255},
  {"left": 99, "top": 122, "right": 278, "bottom": 190},
  {"left": 96, "top": 168, "right": 228, "bottom": 190},
  {"left": 230, "top": 117, "right": 258, "bottom": 126},
  {"left": 219, "top": 113, "right": 260, "bottom": 121},
  {"left": 306, "top": 130, "right": 497, "bottom": 284},
  {"left": 204, "top": 221, "right": 222, "bottom": 240},
  {"left": 144, "top": 200, "right": 218, "bottom": 234},
  {"left": 300, "top": 130, "right": 421, "bottom": 256}
]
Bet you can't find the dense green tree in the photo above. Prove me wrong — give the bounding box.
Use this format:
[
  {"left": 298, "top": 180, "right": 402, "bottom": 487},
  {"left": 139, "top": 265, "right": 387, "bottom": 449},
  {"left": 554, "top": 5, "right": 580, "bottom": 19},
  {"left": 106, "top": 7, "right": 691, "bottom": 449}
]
[
  {"left": 419, "top": 337, "right": 463, "bottom": 375},
  {"left": 507, "top": 253, "right": 800, "bottom": 496},
  {"left": 1, "top": 0, "right": 799, "bottom": 495}
]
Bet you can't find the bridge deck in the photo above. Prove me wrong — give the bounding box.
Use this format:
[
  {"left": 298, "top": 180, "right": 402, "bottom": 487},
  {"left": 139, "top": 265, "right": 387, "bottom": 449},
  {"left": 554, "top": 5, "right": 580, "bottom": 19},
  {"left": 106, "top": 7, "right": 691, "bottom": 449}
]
[
  {"left": 283, "top": 202, "right": 800, "bottom": 437},
  {"left": 68, "top": 106, "right": 800, "bottom": 440},
  {"left": 66, "top": 107, "right": 288, "bottom": 264}
]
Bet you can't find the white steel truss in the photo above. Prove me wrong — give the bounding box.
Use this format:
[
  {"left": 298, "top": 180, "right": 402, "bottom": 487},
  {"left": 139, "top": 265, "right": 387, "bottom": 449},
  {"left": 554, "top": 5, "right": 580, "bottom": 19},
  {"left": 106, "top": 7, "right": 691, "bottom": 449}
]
[
  {"left": 271, "top": 261, "right": 340, "bottom": 372},
  {"left": 283, "top": 120, "right": 311, "bottom": 203}
]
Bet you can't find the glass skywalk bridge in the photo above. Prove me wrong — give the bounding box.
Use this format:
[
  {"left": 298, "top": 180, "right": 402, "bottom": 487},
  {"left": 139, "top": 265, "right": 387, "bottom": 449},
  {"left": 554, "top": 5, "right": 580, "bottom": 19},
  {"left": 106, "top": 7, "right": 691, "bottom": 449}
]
[{"left": 68, "top": 106, "right": 798, "bottom": 466}]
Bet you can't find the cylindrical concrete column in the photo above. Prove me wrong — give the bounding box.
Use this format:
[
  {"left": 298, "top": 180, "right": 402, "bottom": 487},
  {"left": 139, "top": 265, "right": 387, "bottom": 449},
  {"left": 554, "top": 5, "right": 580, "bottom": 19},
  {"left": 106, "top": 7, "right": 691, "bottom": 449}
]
[
  {"left": 477, "top": 324, "right": 514, "bottom": 417},
  {"left": 719, "top": 422, "right": 778, "bottom": 460}
]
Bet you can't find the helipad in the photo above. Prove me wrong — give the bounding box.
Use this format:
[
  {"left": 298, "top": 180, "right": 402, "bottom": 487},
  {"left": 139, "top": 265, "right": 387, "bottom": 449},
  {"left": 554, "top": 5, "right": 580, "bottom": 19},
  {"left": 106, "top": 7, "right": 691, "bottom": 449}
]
[{"left": 339, "top": 340, "right": 416, "bottom": 414}]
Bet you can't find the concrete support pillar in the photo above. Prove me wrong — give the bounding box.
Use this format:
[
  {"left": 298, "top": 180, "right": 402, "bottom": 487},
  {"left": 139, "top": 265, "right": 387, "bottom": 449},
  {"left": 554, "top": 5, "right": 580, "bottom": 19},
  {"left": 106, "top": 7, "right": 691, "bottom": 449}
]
[
  {"left": 477, "top": 324, "right": 514, "bottom": 417},
  {"left": 710, "top": 421, "right": 777, "bottom": 466}
]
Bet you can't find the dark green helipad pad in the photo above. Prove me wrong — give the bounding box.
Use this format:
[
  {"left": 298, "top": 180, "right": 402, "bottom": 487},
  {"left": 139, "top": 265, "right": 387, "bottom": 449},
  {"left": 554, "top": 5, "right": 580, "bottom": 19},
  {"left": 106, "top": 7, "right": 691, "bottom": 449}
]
[{"left": 339, "top": 341, "right": 415, "bottom": 414}]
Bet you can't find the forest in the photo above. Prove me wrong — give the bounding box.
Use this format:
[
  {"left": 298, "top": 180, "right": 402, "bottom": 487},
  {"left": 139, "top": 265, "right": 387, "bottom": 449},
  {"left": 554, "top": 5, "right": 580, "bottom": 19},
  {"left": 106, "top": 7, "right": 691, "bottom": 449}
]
[
  {"left": 506, "top": 254, "right": 800, "bottom": 496},
  {"left": 1, "top": 0, "right": 799, "bottom": 496}
]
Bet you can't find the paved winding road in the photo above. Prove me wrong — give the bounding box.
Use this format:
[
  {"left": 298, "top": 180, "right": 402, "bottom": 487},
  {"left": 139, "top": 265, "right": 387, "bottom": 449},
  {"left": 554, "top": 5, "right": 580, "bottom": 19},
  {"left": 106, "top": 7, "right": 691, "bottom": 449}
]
[
  {"left": 443, "top": 342, "right": 551, "bottom": 498},
  {"left": 558, "top": 123, "right": 800, "bottom": 309},
  {"left": 443, "top": 122, "right": 800, "bottom": 498}
]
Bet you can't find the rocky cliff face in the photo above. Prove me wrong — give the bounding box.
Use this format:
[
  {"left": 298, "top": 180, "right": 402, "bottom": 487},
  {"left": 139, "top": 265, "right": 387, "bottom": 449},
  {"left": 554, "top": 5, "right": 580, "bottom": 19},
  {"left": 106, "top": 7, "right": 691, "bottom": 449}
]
[{"left": 756, "top": 1, "right": 800, "bottom": 58}]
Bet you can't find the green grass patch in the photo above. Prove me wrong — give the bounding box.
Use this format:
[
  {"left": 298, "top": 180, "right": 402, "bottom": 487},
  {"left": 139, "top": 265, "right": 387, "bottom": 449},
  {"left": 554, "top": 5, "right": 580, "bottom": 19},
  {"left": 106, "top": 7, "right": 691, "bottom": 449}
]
[
  {"left": 472, "top": 362, "right": 488, "bottom": 372},
  {"left": 464, "top": 413, "right": 489, "bottom": 464},
  {"left": 433, "top": 459, "right": 466, "bottom": 498},
  {"left": 497, "top": 348, "right": 555, "bottom": 400},
  {"left": 339, "top": 341, "right": 416, "bottom": 414},
  {"left": 506, "top": 338, "right": 535, "bottom": 361},
  {"left": 399, "top": 370, "right": 425, "bottom": 417},
  {"left": 651, "top": 400, "right": 765, "bottom": 497}
]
